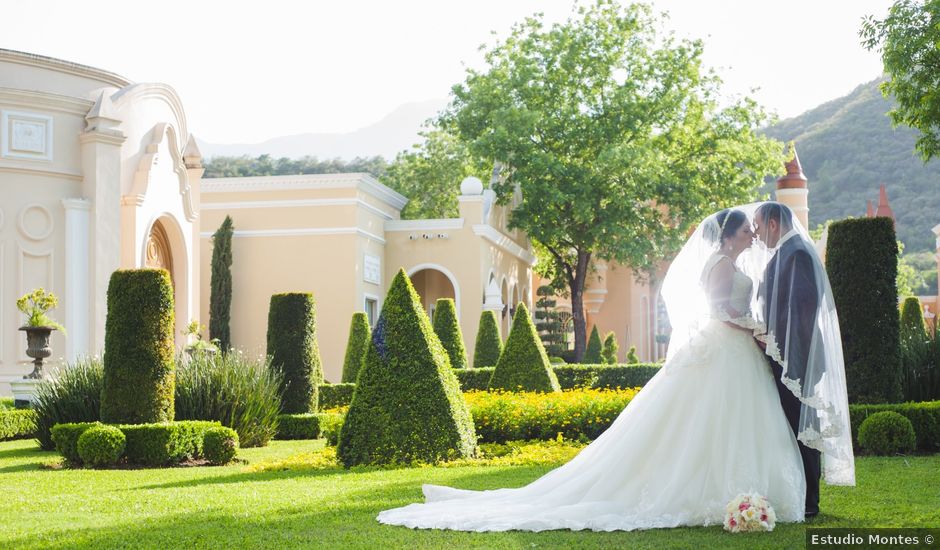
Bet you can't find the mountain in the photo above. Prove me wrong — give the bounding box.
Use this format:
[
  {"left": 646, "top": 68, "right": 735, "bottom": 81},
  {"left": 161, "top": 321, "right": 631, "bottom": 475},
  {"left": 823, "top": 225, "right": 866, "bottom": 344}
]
[
  {"left": 765, "top": 79, "right": 940, "bottom": 253},
  {"left": 197, "top": 99, "right": 448, "bottom": 160}
]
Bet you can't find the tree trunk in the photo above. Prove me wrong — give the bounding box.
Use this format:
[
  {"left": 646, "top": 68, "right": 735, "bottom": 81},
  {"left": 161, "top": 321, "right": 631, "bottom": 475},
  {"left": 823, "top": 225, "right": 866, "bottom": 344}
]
[{"left": 569, "top": 250, "right": 591, "bottom": 362}]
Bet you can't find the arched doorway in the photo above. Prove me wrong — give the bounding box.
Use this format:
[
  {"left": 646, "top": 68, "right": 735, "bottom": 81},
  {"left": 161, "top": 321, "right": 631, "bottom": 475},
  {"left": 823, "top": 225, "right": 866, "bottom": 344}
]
[
  {"left": 142, "top": 216, "right": 189, "bottom": 349},
  {"left": 145, "top": 220, "right": 174, "bottom": 284},
  {"left": 408, "top": 265, "right": 458, "bottom": 322}
]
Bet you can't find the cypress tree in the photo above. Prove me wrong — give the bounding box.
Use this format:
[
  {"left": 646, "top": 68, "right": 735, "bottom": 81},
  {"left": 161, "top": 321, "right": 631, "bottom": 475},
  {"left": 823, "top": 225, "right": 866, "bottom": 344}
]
[
  {"left": 488, "top": 303, "right": 560, "bottom": 392},
  {"left": 266, "top": 293, "right": 324, "bottom": 413},
  {"left": 585, "top": 325, "right": 603, "bottom": 363},
  {"left": 209, "top": 215, "right": 234, "bottom": 351},
  {"left": 473, "top": 310, "right": 502, "bottom": 368},
  {"left": 432, "top": 298, "right": 468, "bottom": 369},
  {"left": 341, "top": 312, "right": 371, "bottom": 383},
  {"left": 601, "top": 331, "right": 619, "bottom": 364},
  {"left": 337, "top": 269, "right": 476, "bottom": 467}
]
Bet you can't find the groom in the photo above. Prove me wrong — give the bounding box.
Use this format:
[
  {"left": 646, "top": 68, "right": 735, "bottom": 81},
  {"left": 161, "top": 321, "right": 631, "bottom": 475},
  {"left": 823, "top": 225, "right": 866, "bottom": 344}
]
[{"left": 753, "top": 202, "right": 822, "bottom": 519}]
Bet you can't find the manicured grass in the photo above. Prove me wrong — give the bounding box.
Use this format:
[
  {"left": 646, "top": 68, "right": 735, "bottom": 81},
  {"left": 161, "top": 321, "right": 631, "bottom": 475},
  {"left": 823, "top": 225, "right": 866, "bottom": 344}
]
[{"left": 0, "top": 438, "right": 937, "bottom": 549}]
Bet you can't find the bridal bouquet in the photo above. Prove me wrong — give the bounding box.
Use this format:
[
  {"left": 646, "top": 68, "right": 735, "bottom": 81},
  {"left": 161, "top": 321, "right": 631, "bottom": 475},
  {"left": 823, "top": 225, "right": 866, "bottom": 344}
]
[{"left": 724, "top": 493, "right": 776, "bottom": 533}]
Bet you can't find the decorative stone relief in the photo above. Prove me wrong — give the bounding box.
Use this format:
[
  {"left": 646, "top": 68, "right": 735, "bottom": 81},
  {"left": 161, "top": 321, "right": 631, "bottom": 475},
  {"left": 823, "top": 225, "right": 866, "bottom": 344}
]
[
  {"left": 18, "top": 204, "right": 54, "bottom": 241},
  {"left": 364, "top": 254, "right": 381, "bottom": 285},
  {"left": 2, "top": 110, "right": 53, "bottom": 161}
]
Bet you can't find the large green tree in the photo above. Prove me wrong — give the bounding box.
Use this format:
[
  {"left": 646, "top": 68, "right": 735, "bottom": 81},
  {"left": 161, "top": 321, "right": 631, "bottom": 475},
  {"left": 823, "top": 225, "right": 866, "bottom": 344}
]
[
  {"left": 862, "top": 0, "right": 940, "bottom": 160},
  {"left": 445, "top": 1, "right": 785, "bottom": 359},
  {"left": 209, "top": 215, "right": 234, "bottom": 351}
]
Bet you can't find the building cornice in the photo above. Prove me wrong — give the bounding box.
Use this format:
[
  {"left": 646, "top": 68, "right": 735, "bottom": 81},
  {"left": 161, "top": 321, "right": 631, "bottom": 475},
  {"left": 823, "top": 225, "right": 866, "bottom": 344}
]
[
  {"left": 0, "top": 49, "right": 131, "bottom": 89},
  {"left": 385, "top": 218, "right": 465, "bottom": 231},
  {"left": 202, "top": 173, "right": 408, "bottom": 210},
  {"left": 201, "top": 198, "right": 394, "bottom": 220},
  {"left": 0, "top": 88, "right": 93, "bottom": 115},
  {"left": 199, "top": 226, "right": 386, "bottom": 245},
  {"left": 0, "top": 164, "right": 82, "bottom": 181},
  {"left": 472, "top": 224, "right": 538, "bottom": 265}
]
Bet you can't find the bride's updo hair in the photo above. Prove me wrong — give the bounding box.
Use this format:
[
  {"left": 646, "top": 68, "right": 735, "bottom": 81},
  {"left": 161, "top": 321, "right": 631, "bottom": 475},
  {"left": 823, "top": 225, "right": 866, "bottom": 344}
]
[{"left": 704, "top": 208, "right": 748, "bottom": 247}]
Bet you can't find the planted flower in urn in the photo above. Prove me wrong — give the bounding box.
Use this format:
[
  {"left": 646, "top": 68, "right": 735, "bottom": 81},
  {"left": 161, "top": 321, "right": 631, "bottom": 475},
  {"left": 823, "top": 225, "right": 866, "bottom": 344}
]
[
  {"left": 184, "top": 319, "right": 219, "bottom": 358},
  {"left": 16, "top": 287, "right": 65, "bottom": 379}
]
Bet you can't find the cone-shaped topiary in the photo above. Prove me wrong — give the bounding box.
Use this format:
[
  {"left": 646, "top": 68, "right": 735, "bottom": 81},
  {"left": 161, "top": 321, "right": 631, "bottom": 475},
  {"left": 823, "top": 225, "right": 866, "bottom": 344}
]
[
  {"left": 432, "top": 298, "right": 468, "bottom": 369},
  {"left": 584, "top": 325, "right": 603, "bottom": 363},
  {"left": 341, "top": 312, "right": 371, "bottom": 383},
  {"left": 209, "top": 215, "right": 234, "bottom": 351},
  {"left": 100, "top": 269, "right": 175, "bottom": 424},
  {"left": 266, "top": 293, "right": 323, "bottom": 413},
  {"left": 337, "top": 269, "right": 477, "bottom": 467},
  {"left": 488, "top": 303, "right": 560, "bottom": 392},
  {"left": 473, "top": 310, "right": 502, "bottom": 368},
  {"left": 601, "top": 331, "right": 618, "bottom": 364}
]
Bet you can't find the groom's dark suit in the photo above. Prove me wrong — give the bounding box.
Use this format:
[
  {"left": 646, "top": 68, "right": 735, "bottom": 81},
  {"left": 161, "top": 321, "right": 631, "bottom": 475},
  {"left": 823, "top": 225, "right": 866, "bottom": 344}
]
[{"left": 762, "top": 233, "right": 822, "bottom": 516}]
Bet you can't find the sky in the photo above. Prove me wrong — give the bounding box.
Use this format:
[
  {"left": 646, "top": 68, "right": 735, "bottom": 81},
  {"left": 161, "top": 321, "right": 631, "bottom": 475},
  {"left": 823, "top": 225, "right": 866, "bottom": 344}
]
[{"left": 1, "top": 0, "right": 896, "bottom": 144}]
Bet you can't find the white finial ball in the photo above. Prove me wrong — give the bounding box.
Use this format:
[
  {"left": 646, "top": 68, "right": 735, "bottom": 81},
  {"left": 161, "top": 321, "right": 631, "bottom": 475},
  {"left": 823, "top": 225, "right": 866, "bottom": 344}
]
[{"left": 460, "top": 176, "right": 484, "bottom": 196}]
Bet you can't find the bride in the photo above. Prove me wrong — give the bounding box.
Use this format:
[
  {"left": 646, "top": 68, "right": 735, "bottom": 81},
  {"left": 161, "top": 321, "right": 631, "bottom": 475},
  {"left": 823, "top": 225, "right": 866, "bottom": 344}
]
[{"left": 378, "top": 206, "right": 851, "bottom": 532}]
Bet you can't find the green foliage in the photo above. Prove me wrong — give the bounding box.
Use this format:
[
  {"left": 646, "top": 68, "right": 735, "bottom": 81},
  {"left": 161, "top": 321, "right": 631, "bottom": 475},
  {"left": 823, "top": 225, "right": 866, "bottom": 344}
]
[
  {"left": 472, "top": 310, "right": 502, "bottom": 368},
  {"left": 489, "top": 304, "right": 560, "bottom": 393},
  {"left": 465, "top": 388, "right": 636, "bottom": 443},
  {"left": 100, "top": 269, "right": 176, "bottom": 424},
  {"left": 850, "top": 401, "right": 940, "bottom": 452},
  {"left": 764, "top": 79, "right": 940, "bottom": 253},
  {"left": 15, "top": 287, "right": 66, "bottom": 332},
  {"left": 534, "top": 286, "right": 567, "bottom": 356},
  {"left": 119, "top": 421, "right": 220, "bottom": 466},
  {"left": 898, "top": 297, "right": 934, "bottom": 403},
  {"left": 203, "top": 426, "right": 239, "bottom": 465},
  {"left": 33, "top": 358, "right": 103, "bottom": 449},
  {"left": 0, "top": 397, "right": 12, "bottom": 410},
  {"left": 584, "top": 326, "right": 603, "bottom": 363},
  {"left": 0, "top": 409, "right": 37, "bottom": 441},
  {"left": 52, "top": 422, "right": 100, "bottom": 463},
  {"left": 456, "top": 363, "right": 661, "bottom": 391},
  {"left": 454, "top": 368, "right": 497, "bottom": 391},
  {"left": 174, "top": 352, "right": 282, "bottom": 448},
  {"left": 862, "top": 1, "right": 940, "bottom": 161},
  {"left": 341, "top": 313, "right": 371, "bottom": 383},
  {"left": 337, "top": 269, "right": 477, "bottom": 467},
  {"left": 209, "top": 215, "right": 234, "bottom": 351},
  {"left": 432, "top": 298, "right": 468, "bottom": 369},
  {"left": 448, "top": 1, "right": 785, "bottom": 358},
  {"left": 276, "top": 412, "right": 344, "bottom": 443},
  {"left": 318, "top": 383, "right": 356, "bottom": 410},
  {"left": 203, "top": 154, "right": 387, "bottom": 179},
  {"left": 266, "top": 293, "right": 323, "bottom": 414},
  {"left": 826, "top": 218, "right": 902, "bottom": 403},
  {"left": 601, "top": 332, "right": 619, "bottom": 364},
  {"left": 901, "top": 251, "right": 939, "bottom": 295},
  {"left": 380, "top": 125, "right": 490, "bottom": 219},
  {"left": 858, "top": 411, "right": 917, "bottom": 455},
  {"left": 77, "top": 425, "right": 125, "bottom": 467},
  {"left": 626, "top": 345, "right": 640, "bottom": 364}
]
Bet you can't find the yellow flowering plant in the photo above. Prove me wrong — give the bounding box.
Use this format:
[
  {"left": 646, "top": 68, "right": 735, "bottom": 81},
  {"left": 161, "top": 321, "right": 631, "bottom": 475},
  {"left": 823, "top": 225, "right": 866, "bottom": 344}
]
[{"left": 16, "top": 287, "right": 66, "bottom": 333}]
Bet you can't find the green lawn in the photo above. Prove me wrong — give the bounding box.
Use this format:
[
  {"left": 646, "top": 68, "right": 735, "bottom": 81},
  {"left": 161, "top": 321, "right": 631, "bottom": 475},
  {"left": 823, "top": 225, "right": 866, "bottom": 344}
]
[{"left": 1, "top": 439, "right": 937, "bottom": 549}]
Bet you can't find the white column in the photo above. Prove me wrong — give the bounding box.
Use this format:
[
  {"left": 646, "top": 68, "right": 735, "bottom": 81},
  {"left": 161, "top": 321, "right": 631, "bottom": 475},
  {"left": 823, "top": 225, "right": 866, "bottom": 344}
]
[{"left": 62, "top": 198, "right": 91, "bottom": 362}]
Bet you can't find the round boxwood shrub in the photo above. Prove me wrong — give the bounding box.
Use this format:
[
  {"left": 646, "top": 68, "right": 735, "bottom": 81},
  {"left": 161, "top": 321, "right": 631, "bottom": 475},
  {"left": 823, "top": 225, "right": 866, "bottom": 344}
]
[
  {"left": 100, "top": 269, "right": 176, "bottom": 424},
  {"left": 473, "top": 310, "right": 502, "bottom": 368},
  {"left": 858, "top": 411, "right": 916, "bottom": 455},
  {"left": 337, "top": 269, "right": 477, "bottom": 467},
  {"left": 341, "top": 312, "right": 371, "bottom": 383},
  {"left": 267, "top": 293, "right": 323, "bottom": 413},
  {"left": 203, "top": 426, "right": 239, "bottom": 465},
  {"left": 489, "top": 303, "right": 560, "bottom": 393},
  {"left": 77, "top": 424, "right": 126, "bottom": 467},
  {"left": 433, "top": 298, "right": 468, "bottom": 369}
]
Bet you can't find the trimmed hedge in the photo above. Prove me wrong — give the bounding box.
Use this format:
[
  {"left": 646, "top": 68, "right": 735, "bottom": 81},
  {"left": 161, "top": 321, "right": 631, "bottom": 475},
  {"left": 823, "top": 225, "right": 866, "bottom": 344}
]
[
  {"left": 276, "top": 412, "right": 344, "bottom": 442},
  {"left": 433, "top": 298, "right": 468, "bottom": 369},
  {"left": 337, "top": 269, "right": 476, "bottom": 467},
  {"left": 585, "top": 326, "right": 603, "bottom": 363},
  {"left": 858, "top": 411, "right": 916, "bottom": 455},
  {"left": 267, "top": 293, "right": 324, "bottom": 413},
  {"left": 319, "top": 383, "right": 355, "bottom": 410},
  {"left": 0, "top": 409, "right": 37, "bottom": 441},
  {"left": 101, "top": 269, "right": 176, "bottom": 424},
  {"left": 52, "top": 420, "right": 221, "bottom": 466},
  {"left": 827, "top": 217, "right": 902, "bottom": 403},
  {"left": 849, "top": 401, "right": 940, "bottom": 453},
  {"left": 341, "top": 312, "right": 371, "bottom": 383},
  {"left": 77, "top": 425, "right": 125, "bottom": 467},
  {"left": 203, "top": 426, "right": 239, "bottom": 465},
  {"left": 473, "top": 310, "right": 503, "bottom": 368},
  {"left": 489, "top": 303, "right": 560, "bottom": 393},
  {"left": 455, "top": 364, "right": 662, "bottom": 392}
]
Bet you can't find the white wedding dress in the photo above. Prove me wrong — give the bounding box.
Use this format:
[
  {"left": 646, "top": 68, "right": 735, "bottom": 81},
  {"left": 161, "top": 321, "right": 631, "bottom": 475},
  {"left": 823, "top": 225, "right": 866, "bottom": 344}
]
[{"left": 377, "top": 254, "right": 805, "bottom": 532}]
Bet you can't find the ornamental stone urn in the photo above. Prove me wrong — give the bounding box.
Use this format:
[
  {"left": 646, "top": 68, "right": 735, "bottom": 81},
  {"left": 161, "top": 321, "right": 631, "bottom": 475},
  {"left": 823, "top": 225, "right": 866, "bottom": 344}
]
[{"left": 19, "top": 325, "right": 55, "bottom": 379}]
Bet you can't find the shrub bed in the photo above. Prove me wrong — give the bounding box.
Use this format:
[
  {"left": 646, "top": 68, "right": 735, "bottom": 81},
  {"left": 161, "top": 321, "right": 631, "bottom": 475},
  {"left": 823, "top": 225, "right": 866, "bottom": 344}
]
[
  {"left": 0, "top": 409, "right": 37, "bottom": 441},
  {"left": 318, "top": 383, "right": 356, "bottom": 410},
  {"left": 849, "top": 401, "right": 940, "bottom": 453},
  {"left": 77, "top": 425, "right": 126, "bottom": 467},
  {"left": 276, "top": 412, "right": 344, "bottom": 442},
  {"left": 858, "top": 411, "right": 916, "bottom": 455},
  {"left": 52, "top": 420, "right": 221, "bottom": 466},
  {"left": 464, "top": 388, "right": 638, "bottom": 443},
  {"left": 456, "top": 364, "right": 660, "bottom": 392},
  {"left": 33, "top": 358, "right": 103, "bottom": 450}
]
